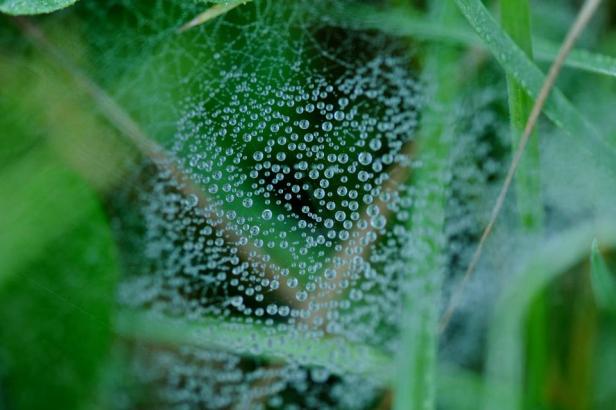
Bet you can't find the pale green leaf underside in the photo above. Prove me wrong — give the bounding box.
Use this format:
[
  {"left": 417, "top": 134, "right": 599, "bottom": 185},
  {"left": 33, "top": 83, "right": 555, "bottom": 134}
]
[{"left": 0, "top": 0, "right": 78, "bottom": 15}]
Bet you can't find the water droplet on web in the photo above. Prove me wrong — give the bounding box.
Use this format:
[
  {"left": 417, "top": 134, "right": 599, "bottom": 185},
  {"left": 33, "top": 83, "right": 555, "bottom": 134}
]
[
  {"left": 185, "top": 194, "right": 199, "bottom": 208},
  {"left": 358, "top": 152, "right": 372, "bottom": 166},
  {"left": 296, "top": 290, "right": 308, "bottom": 302}
]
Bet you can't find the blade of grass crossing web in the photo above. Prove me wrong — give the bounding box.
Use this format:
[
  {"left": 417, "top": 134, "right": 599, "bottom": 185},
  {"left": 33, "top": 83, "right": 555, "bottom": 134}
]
[
  {"left": 499, "top": 1, "right": 547, "bottom": 408},
  {"left": 115, "top": 310, "right": 392, "bottom": 384},
  {"left": 393, "top": 2, "right": 459, "bottom": 409}
]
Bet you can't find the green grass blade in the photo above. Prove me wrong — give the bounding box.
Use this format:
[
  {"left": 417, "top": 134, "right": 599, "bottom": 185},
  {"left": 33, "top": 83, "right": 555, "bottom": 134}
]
[
  {"left": 499, "top": 2, "right": 546, "bottom": 408},
  {"left": 342, "top": 5, "right": 616, "bottom": 79},
  {"left": 115, "top": 310, "right": 392, "bottom": 385},
  {"left": 590, "top": 238, "right": 616, "bottom": 313},
  {"left": 501, "top": 0, "right": 543, "bottom": 230},
  {"left": 393, "top": 3, "right": 460, "bottom": 410},
  {"left": 483, "top": 218, "right": 616, "bottom": 410},
  {"left": 437, "top": 364, "right": 523, "bottom": 410},
  {"left": 453, "top": 0, "right": 616, "bottom": 167},
  {"left": 535, "top": 39, "right": 616, "bottom": 78}
]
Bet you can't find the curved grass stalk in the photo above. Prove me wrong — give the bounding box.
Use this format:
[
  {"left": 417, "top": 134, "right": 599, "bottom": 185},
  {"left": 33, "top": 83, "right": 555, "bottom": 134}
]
[
  {"left": 483, "top": 217, "right": 616, "bottom": 410},
  {"left": 179, "top": 0, "right": 254, "bottom": 32}
]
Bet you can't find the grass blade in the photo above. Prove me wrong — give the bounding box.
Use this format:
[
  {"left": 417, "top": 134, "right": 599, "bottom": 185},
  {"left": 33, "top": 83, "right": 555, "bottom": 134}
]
[
  {"left": 484, "top": 218, "right": 616, "bottom": 410},
  {"left": 501, "top": 0, "right": 543, "bottom": 230},
  {"left": 115, "top": 310, "right": 392, "bottom": 385},
  {"left": 393, "top": 3, "right": 460, "bottom": 409},
  {"left": 451, "top": 0, "right": 610, "bottom": 151},
  {"left": 500, "top": 1, "right": 547, "bottom": 407},
  {"left": 178, "top": 0, "right": 253, "bottom": 32},
  {"left": 343, "top": 6, "right": 616, "bottom": 79},
  {"left": 590, "top": 238, "right": 616, "bottom": 313}
]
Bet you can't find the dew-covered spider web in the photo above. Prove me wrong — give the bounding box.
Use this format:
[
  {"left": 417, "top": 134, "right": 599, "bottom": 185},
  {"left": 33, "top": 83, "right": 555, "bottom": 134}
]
[{"left": 61, "top": 0, "right": 507, "bottom": 408}]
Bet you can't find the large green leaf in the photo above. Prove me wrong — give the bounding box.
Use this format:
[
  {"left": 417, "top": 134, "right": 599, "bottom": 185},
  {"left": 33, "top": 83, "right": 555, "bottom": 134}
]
[
  {"left": 0, "top": 0, "right": 78, "bottom": 15},
  {"left": 0, "top": 148, "right": 119, "bottom": 410}
]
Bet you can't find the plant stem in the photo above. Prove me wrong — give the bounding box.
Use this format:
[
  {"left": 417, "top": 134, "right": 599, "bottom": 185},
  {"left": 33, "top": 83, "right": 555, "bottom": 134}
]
[
  {"left": 501, "top": 0, "right": 543, "bottom": 231},
  {"left": 393, "top": 2, "right": 459, "bottom": 409}
]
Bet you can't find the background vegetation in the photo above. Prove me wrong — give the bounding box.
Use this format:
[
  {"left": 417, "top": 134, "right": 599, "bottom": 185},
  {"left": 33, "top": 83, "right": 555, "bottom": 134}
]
[{"left": 1, "top": 0, "right": 616, "bottom": 409}]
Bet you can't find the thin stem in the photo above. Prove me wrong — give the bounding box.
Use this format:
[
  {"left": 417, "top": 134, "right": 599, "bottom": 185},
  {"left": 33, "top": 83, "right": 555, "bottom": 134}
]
[{"left": 441, "top": 0, "right": 603, "bottom": 332}]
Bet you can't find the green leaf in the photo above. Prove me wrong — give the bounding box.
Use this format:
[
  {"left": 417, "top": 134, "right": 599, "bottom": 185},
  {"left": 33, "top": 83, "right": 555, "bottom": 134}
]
[
  {"left": 0, "top": 148, "right": 119, "bottom": 410},
  {"left": 0, "top": 0, "right": 78, "bottom": 15},
  {"left": 500, "top": 0, "right": 543, "bottom": 231},
  {"left": 591, "top": 238, "right": 616, "bottom": 313}
]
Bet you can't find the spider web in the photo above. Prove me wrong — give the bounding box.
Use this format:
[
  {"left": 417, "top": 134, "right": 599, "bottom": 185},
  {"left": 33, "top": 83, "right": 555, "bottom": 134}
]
[{"left": 66, "top": 0, "right": 499, "bottom": 408}]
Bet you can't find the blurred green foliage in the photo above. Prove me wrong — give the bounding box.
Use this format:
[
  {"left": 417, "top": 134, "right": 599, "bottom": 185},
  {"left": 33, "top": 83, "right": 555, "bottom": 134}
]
[{"left": 1, "top": 0, "right": 616, "bottom": 409}]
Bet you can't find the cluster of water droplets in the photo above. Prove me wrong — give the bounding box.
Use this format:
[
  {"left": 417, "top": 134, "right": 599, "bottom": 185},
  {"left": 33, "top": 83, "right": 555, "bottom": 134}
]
[
  {"left": 113, "top": 54, "right": 422, "bottom": 408},
  {"left": 121, "top": 52, "right": 420, "bottom": 329},
  {"left": 101, "top": 1, "right": 438, "bottom": 408}
]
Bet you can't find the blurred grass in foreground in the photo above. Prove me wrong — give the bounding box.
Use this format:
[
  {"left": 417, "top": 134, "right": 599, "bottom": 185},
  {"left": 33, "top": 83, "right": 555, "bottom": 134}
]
[{"left": 1, "top": 0, "right": 616, "bottom": 409}]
